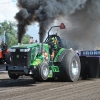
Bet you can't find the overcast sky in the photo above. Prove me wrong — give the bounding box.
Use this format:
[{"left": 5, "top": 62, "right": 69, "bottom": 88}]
[{"left": 0, "top": 0, "right": 39, "bottom": 41}]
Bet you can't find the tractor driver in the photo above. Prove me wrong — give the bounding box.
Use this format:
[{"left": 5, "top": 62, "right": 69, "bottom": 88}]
[
  {"left": 50, "top": 37, "right": 58, "bottom": 49},
  {"left": 49, "top": 37, "right": 58, "bottom": 59}
]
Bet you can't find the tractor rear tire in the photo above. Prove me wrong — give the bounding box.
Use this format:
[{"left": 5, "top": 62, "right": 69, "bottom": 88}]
[
  {"left": 59, "top": 50, "right": 81, "bottom": 82},
  {"left": 5, "top": 52, "right": 11, "bottom": 64},
  {"left": 8, "top": 71, "right": 19, "bottom": 80},
  {"left": 36, "top": 63, "right": 49, "bottom": 81}
]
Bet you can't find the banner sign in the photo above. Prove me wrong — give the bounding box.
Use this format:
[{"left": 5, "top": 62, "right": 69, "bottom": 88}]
[{"left": 80, "top": 50, "right": 100, "bottom": 56}]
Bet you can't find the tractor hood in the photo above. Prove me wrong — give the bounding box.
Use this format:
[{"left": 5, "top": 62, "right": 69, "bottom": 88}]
[
  {"left": 11, "top": 43, "right": 38, "bottom": 49},
  {"left": 10, "top": 43, "right": 49, "bottom": 67},
  {"left": 10, "top": 43, "right": 49, "bottom": 54}
]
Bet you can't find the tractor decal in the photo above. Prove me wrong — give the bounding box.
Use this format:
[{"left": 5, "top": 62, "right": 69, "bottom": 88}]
[
  {"left": 32, "top": 59, "right": 42, "bottom": 66},
  {"left": 50, "top": 66, "right": 60, "bottom": 72},
  {"left": 54, "top": 48, "right": 65, "bottom": 62},
  {"left": 42, "top": 47, "right": 49, "bottom": 63}
]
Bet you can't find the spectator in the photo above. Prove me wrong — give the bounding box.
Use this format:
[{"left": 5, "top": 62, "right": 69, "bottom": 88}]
[
  {"left": 30, "top": 37, "right": 34, "bottom": 44},
  {"left": 0, "top": 38, "right": 2, "bottom": 45},
  {"left": 35, "top": 40, "right": 38, "bottom": 43}
]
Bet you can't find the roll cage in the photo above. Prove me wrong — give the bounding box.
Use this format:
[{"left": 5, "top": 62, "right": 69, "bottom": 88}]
[
  {"left": 44, "top": 34, "right": 63, "bottom": 48},
  {"left": 44, "top": 23, "right": 65, "bottom": 54}
]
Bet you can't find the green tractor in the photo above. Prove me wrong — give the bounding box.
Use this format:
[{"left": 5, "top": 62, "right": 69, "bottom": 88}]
[{"left": 7, "top": 23, "right": 81, "bottom": 82}]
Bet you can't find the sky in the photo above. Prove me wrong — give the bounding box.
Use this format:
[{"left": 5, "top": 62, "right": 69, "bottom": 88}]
[{"left": 0, "top": 0, "right": 39, "bottom": 41}]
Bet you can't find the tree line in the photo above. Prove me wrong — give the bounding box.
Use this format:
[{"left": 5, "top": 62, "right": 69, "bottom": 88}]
[{"left": 0, "top": 21, "right": 30, "bottom": 48}]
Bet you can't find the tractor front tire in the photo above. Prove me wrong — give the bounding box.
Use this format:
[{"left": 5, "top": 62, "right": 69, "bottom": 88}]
[
  {"left": 36, "top": 63, "right": 49, "bottom": 81},
  {"left": 59, "top": 50, "right": 81, "bottom": 82},
  {"left": 5, "top": 52, "right": 11, "bottom": 64},
  {"left": 8, "top": 71, "right": 19, "bottom": 80},
  {"left": 0, "top": 59, "right": 4, "bottom": 64}
]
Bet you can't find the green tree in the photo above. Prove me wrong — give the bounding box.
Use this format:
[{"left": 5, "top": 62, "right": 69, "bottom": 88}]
[
  {"left": 0, "top": 20, "right": 31, "bottom": 48},
  {"left": 22, "top": 34, "right": 30, "bottom": 44}
]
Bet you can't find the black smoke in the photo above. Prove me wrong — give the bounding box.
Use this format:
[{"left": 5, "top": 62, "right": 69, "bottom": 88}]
[
  {"left": 15, "top": 0, "right": 100, "bottom": 50},
  {"left": 57, "top": 0, "right": 100, "bottom": 50},
  {"left": 15, "top": 0, "right": 87, "bottom": 43}
]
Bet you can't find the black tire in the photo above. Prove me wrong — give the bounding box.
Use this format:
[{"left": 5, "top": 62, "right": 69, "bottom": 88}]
[
  {"left": 57, "top": 50, "right": 70, "bottom": 62},
  {"left": 36, "top": 63, "right": 49, "bottom": 81},
  {"left": 88, "top": 57, "right": 99, "bottom": 78},
  {"left": 58, "top": 50, "right": 81, "bottom": 82},
  {"left": 5, "top": 52, "right": 11, "bottom": 64},
  {"left": 0, "top": 59, "right": 4, "bottom": 64},
  {"left": 8, "top": 71, "right": 19, "bottom": 80},
  {"left": 80, "top": 57, "right": 88, "bottom": 80}
]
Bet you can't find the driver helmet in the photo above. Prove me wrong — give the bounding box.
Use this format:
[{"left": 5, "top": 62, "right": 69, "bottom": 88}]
[
  {"left": 51, "top": 37, "right": 58, "bottom": 49},
  {"left": 51, "top": 37, "right": 58, "bottom": 44}
]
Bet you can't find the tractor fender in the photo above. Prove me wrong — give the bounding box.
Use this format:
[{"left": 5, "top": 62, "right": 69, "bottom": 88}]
[{"left": 57, "top": 50, "right": 71, "bottom": 62}]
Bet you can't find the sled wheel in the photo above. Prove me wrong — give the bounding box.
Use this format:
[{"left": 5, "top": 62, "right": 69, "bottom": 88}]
[{"left": 80, "top": 57, "right": 88, "bottom": 80}]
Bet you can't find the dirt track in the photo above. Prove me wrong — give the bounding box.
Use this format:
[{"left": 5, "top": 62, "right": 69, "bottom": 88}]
[{"left": 0, "top": 72, "right": 100, "bottom": 100}]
